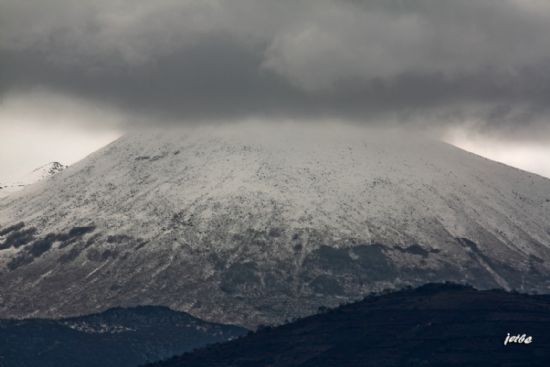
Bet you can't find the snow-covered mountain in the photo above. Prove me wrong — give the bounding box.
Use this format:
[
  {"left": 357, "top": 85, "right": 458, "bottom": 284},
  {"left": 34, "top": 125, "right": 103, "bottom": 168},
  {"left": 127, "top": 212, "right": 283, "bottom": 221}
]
[
  {"left": 0, "top": 162, "right": 67, "bottom": 198},
  {"left": 0, "top": 124, "right": 549, "bottom": 328}
]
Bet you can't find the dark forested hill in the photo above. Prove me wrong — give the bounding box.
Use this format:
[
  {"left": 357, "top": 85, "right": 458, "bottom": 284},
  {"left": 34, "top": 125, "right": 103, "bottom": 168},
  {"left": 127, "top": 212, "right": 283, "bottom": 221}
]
[
  {"left": 0, "top": 306, "right": 246, "bottom": 367},
  {"left": 148, "top": 284, "right": 550, "bottom": 367}
]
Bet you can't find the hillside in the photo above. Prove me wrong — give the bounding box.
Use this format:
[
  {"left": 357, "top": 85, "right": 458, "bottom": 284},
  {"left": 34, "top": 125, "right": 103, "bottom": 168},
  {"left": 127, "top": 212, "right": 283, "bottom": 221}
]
[
  {"left": 148, "top": 284, "right": 550, "bottom": 367},
  {"left": 0, "top": 306, "right": 246, "bottom": 367}
]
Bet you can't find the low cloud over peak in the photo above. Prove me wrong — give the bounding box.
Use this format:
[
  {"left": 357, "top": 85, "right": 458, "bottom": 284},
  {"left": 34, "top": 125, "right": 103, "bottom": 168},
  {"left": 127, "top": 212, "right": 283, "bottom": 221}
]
[{"left": 1, "top": 0, "right": 550, "bottom": 141}]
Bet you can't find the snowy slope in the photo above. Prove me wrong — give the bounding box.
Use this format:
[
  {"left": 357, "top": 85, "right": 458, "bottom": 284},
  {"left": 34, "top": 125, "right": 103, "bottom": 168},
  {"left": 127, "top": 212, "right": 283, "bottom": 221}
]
[
  {"left": 0, "top": 162, "right": 67, "bottom": 198},
  {"left": 0, "top": 123, "right": 549, "bottom": 328}
]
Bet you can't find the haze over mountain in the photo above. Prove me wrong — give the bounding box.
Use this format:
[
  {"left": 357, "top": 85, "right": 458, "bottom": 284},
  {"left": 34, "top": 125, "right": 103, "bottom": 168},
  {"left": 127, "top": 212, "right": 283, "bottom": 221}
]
[{"left": 0, "top": 124, "right": 549, "bottom": 328}]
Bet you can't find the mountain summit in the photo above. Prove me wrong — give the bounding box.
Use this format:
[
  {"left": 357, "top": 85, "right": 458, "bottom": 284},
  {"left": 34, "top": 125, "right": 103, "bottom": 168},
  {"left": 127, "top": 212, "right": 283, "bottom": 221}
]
[
  {"left": 0, "top": 161, "right": 67, "bottom": 198},
  {"left": 0, "top": 124, "right": 549, "bottom": 327}
]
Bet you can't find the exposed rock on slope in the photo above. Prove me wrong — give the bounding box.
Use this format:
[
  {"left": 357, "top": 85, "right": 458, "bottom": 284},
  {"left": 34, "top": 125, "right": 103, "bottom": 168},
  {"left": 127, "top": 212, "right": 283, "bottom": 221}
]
[{"left": 0, "top": 124, "right": 549, "bottom": 328}]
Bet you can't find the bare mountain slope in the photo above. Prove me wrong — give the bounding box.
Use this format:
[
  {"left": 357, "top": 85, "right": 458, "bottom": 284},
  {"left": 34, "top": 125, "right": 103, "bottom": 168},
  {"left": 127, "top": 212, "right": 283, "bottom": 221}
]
[{"left": 0, "top": 124, "right": 549, "bottom": 328}]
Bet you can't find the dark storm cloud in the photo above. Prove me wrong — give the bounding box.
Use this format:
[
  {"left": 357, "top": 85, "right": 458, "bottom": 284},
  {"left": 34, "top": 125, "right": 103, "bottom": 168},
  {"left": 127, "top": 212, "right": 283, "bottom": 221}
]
[{"left": 1, "top": 0, "right": 550, "bottom": 138}]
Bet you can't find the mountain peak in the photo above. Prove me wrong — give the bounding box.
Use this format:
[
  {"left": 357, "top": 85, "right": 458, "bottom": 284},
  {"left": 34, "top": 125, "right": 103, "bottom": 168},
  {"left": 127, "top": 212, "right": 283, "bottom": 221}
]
[
  {"left": 0, "top": 161, "right": 67, "bottom": 198},
  {"left": 28, "top": 161, "right": 68, "bottom": 180}
]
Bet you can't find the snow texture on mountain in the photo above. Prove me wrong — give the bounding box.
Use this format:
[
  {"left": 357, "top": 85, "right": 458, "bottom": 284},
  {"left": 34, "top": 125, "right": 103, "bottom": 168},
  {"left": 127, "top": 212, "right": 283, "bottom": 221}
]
[
  {"left": 0, "top": 162, "right": 67, "bottom": 198},
  {"left": 0, "top": 124, "right": 549, "bottom": 328}
]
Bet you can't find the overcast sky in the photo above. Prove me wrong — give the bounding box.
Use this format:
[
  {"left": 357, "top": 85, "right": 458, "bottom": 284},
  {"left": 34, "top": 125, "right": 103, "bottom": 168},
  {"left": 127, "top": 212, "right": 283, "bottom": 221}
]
[{"left": 1, "top": 0, "right": 549, "bottom": 179}]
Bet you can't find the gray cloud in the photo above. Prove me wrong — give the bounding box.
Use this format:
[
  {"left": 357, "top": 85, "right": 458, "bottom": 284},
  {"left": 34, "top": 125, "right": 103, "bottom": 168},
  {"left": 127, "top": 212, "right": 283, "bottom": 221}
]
[{"left": 1, "top": 0, "right": 550, "bottom": 139}]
